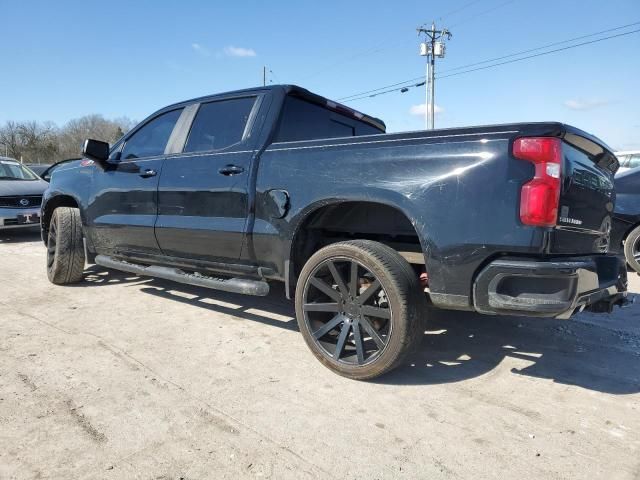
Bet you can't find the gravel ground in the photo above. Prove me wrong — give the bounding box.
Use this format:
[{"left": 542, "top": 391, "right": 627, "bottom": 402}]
[{"left": 1, "top": 228, "right": 639, "bottom": 480}]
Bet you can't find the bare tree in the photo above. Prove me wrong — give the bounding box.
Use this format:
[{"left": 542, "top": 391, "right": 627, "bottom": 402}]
[
  {"left": 0, "top": 120, "right": 57, "bottom": 163},
  {"left": 0, "top": 121, "right": 22, "bottom": 159},
  {"left": 17, "top": 121, "right": 58, "bottom": 163},
  {"left": 57, "top": 115, "right": 132, "bottom": 161},
  {"left": 0, "top": 115, "right": 135, "bottom": 164}
]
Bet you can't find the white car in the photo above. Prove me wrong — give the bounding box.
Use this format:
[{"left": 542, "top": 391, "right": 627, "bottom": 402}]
[
  {"left": 0, "top": 157, "right": 48, "bottom": 229},
  {"left": 615, "top": 150, "right": 640, "bottom": 176}
]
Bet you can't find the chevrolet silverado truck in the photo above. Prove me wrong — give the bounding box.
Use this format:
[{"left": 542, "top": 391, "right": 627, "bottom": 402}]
[{"left": 41, "top": 85, "right": 628, "bottom": 379}]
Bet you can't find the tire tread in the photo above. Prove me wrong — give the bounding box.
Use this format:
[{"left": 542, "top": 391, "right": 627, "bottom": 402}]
[{"left": 47, "top": 207, "right": 85, "bottom": 285}]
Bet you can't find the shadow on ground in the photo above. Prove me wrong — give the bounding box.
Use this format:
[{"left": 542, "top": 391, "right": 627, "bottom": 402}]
[
  {"left": 139, "top": 279, "right": 299, "bottom": 332},
  {"left": 0, "top": 227, "right": 41, "bottom": 243},
  {"left": 86, "top": 265, "right": 640, "bottom": 395},
  {"left": 380, "top": 308, "right": 640, "bottom": 394}
]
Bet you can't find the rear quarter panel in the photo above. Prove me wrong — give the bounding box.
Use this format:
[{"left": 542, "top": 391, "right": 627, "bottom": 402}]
[{"left": 252, "top": 128, "right": 544, "bottom": 305}]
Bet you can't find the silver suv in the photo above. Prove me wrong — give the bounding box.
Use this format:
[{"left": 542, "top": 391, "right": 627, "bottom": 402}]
[{"left": 0, "top": 157, "right": 48, "bottom": 229}]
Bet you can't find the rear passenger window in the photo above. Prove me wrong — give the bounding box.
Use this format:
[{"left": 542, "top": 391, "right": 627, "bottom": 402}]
[
  {"left": 121, "top": 109, "right": 183, "bottom": 160},
  {"left": 184, "top": 97, "right": 256, "bottom": 153},
  {"left": 274, "top": 95, "right": 382, "bottom": 143}
]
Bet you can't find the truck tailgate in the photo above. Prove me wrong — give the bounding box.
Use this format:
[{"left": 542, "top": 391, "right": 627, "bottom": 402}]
[{"left": 550, "top": 131, "right": 618, "bottom": 254}]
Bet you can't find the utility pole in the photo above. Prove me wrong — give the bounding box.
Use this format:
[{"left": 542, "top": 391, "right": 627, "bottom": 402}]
[
  {"left": 262, "top": 66, "right": 275, "bottom": 86},
  {"left": 417, "top": 22, "right": 451, "bottom": 130}
]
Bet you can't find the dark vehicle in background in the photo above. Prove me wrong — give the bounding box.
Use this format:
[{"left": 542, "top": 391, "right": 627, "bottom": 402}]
[
  {"left": 41, "top": 85, "right": 627, "bottom": 379},
  {"left": 0, "top": 157, "right": 47, "bottom": 229},
  {"left": 611, "top": 168, "right": 640, "bottom": 273},
  {"left": 25, "top": 160, "right": 81, "bottom": 181},
  {"left": 26, "top": 163, "right": 52, "bottom": 178},
  {"left": 38, "top": 158, "right": 80, "bottom": 182}
]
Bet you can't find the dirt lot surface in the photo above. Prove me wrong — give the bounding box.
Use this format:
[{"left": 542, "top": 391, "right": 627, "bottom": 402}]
[{"left": 1, "top": 228, "right": 639, "bottom": 479}]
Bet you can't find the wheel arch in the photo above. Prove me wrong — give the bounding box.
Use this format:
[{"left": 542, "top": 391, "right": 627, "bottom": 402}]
[
  {"left": 41, "top": 194, "right": 82, "bottom": 245},
  {"left": 286, "top": 193, "right": 427, "bottom": 298}
]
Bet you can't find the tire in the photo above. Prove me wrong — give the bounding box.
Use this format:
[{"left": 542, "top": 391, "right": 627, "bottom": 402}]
[
  {"left": 46, "top": 207, "right": 86, "bottom": 285},
  {"left": 623, "top": 225, "right": 640, "bottom": 274},
  {"left": 295, "top": 240, "right": 426, "bottom": 380}
]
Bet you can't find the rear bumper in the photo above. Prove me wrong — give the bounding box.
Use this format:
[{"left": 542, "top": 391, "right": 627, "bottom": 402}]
[{"left": 473, "top": 255, "right": 628, "bottom": 319}]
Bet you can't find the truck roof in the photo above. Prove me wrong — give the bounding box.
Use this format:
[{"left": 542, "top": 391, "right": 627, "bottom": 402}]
[{"left": 166, "top": 84, "right": 387, "bottom": 133}]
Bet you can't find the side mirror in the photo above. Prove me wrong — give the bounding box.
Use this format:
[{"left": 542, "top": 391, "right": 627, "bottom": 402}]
[{"left": 82, "top": 139, "right": 110, "bottom": 163}]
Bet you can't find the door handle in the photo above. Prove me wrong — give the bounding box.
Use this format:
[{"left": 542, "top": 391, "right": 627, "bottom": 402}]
[
  {"left": 139, "top": 169, "right": 157, "bottom": 178},
  {"left": 218, "top": 164, "right": 245, "bottom": 176}
]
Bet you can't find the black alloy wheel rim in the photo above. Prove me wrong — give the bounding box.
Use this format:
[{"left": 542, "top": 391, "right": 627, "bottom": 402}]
[
  {"left": 302, "top": 257, "right": 393, "bottom": 366},
  {"left": 47, "top": 215, "right": 57, "bottom": 269}
]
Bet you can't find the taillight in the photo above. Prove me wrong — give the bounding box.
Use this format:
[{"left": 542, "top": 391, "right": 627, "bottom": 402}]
[{"left": 513, "top": 137, "right": 562, "bottom": 227}]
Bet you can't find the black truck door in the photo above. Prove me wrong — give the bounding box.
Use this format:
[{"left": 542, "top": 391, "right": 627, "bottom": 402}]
[
  {"left": 86, "top": 108, "right": 183, "bottom": 257},
  {"left": 155, "top": 95, "right": 261, "bottom": 265}
]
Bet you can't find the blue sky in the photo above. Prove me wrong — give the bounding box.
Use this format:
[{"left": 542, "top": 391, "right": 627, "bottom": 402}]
[{"left": 1, "top": 0, "right": 639, "bottom": 150}]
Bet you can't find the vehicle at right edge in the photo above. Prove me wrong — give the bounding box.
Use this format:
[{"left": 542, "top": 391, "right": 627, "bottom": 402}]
[
  {"left": 614, "top": 150, "right": 640, "bottom": 176},
  {"left": 611, "top": 167, "right": 640, "bottom": 273}
]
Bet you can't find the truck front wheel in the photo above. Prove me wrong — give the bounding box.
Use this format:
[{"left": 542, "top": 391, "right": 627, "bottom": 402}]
[
  {"left": 46, "top": 207, "right": 86, "bottom": 285},
  {"left": 295, "top": 240, "right": 425, "bottom": 380}
]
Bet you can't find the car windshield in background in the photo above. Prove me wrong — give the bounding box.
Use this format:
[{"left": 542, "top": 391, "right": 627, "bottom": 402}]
[{"left": 0, "top": 160, "right": 39, "bottom": 180}]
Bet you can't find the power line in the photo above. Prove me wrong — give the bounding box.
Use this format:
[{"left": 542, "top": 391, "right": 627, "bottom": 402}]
[
  {"left": 438, "top": 0, "right": 484, "bottom": 21},
  {"left": 270, "top": 68, "right": 281, "bottom": 84},
  {"left": 439, "top": 20, "right": 640, "bottom": 74},
  {"left": 448, "top": 0, "right": 518, "bottom": 28},
  {"left": 337, "top": 76, "right": 424, "bottom": 102},
  {"left": 301, "top": 0, "right": 507, "bottom": 81},
  {"left": 299, "top": 41, "right": 391, "bottom": 81},
  {"left": 437, "top": 28, "right": 640, "bottom": 79},
  {"left": 338, "top": 24, "right": 640, "bottom": 103},
  {"left": 342, "top": 81, "right": 427, "bottom": 103},
  {"left": 343, "top": 28, "right": 640, "bottom": 102}
]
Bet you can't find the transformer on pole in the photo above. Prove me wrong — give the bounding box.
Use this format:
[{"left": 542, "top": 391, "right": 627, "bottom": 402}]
[{"left": 417, "top": 22, "right": 451, "bottom": 130}]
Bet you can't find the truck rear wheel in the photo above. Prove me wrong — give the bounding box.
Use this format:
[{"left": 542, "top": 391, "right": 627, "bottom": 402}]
[
  {"left": 624, "top": 225, "right": 640, "bottom": 274},
  {"left": 295, "top": 240, "right": 425, "bottom": 380},
  {"left": 46, "top": 207, "right": 86, "bottom": 285}
]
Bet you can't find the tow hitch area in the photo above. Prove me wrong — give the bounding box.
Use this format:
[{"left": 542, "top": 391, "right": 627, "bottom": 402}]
[{"left": 585, "top": 292, "right": 633, "bottom": 314}]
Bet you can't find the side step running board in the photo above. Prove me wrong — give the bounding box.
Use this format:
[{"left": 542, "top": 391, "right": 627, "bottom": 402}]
[{"left": 95, "top": 255, "right": 270, "bottom": 296}]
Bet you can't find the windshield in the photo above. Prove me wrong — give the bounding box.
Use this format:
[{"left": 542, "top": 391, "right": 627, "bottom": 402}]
[{"left": 0, "top": 160, "right": 39, "bottom": 181}]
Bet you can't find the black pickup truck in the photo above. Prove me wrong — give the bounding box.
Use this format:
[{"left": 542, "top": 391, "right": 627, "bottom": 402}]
[{"left": 42, "top": 85, "right": 627, "bottom": 379}]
